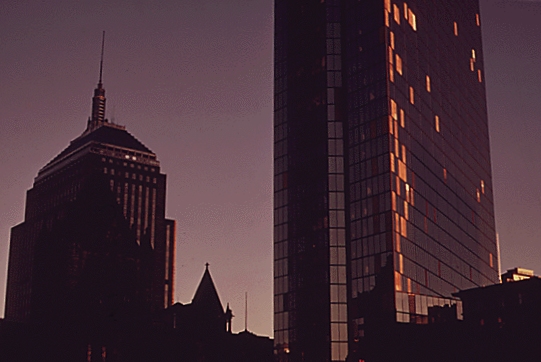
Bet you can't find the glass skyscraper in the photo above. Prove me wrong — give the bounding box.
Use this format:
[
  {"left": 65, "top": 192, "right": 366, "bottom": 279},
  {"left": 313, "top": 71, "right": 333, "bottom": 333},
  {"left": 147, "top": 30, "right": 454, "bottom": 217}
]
[{"left": 273, "top": 1, "right": 498, "bottom": 361}]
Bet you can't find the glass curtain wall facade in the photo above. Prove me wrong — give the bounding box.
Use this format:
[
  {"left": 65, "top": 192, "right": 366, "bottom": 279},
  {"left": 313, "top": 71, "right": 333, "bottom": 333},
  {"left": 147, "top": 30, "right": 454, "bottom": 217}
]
[{"left": 274, "top": 0, "right": 499, "bottom": 361}]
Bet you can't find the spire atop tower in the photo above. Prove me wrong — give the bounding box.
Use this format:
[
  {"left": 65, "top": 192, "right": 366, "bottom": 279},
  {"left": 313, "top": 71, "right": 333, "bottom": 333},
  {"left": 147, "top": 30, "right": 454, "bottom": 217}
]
[
  {"left": 98, "top": 30, "right": 105, "bottom": 87},
  {"left": 90, "top": 31, "right": 107, "bottom": 124}
]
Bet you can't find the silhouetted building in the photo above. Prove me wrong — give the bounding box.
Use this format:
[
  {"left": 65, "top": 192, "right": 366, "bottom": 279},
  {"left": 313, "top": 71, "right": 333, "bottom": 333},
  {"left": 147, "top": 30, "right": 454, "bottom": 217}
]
[
  {"left": 454, "top": 272, "right": 541, "bottom": 361},
  {"left": 3, "top": 50, "right": 175, "bottom": 358},
  {"left": 163, "top": 264, "right": 231, "bottom": 337},
  {"left": 274, "top": 1, "right": 498, "bottom": 360},
  {"left": 154, "top": 265, "right": 273, "bottom": 362},
  {"left": 1, "top": 265, "right": 273, "bottom": 362}
]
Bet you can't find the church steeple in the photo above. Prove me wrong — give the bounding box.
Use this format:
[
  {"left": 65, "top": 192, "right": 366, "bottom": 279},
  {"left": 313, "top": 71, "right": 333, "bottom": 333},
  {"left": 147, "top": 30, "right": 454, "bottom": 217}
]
[{"left": 90, "top": 31, "right": 107, "bottom": 123}]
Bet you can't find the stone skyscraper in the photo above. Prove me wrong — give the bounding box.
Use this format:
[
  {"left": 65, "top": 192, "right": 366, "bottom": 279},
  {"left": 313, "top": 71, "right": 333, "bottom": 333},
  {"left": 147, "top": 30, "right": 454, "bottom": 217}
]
[
  {"left": 273, "top": 1, "right": 498, "bottom": 361},
  {"left": 4, "top": 44, "right": 176, "bottom": 327}
]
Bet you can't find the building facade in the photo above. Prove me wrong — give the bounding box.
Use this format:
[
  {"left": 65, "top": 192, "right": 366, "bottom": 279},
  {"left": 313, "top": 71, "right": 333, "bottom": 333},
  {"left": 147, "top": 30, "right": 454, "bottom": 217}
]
[
  {"left": 273, "top": 1, "right": 499, "bottom": 360},
  {"left": 4, "top": 68, "right": 176, "bottom": 325}
]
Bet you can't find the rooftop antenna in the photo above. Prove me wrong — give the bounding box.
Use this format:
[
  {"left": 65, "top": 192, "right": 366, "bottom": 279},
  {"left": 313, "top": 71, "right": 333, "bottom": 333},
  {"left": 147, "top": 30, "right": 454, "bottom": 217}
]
[
  {"left": 90, "top": 31, "right": 107, "bottom": 123},
  {"left": 244, "top": 292, "right": 248, "bottom": 332},
  {"left": 98, "top": 31, "right": 105, "bottom": 87}
]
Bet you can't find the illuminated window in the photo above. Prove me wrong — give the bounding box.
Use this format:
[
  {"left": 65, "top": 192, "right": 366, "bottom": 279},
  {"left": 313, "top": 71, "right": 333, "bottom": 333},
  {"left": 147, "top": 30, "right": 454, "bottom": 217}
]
[
  {"left": 389, "top": 64, "right": 395, "bottom": 82},
  {"left": 489, "top": 253, "right": 494, "bottom": 268},
  {"left": 400, "top": 216, "right": 407, "bottom": 237},
  {"left": 390, "top": 31, "right": 395, "bottom": 49},
  {"left": 401, "top": 144, "right": 406, "bottom": 163},
  {"left": 393, "top": 4, "right": 401, "bottom": 24},
  {"left": 396, "top": 54, "right": 403, "bottom": 75},
  {"left": 443, "top": 168, "right": 447, "bottom": 182},
  {"left": 389, "top": 47, "right": 394, "bottom": 64},
  {"left": 399, "top": 254, "right": 404, "bottom": 273},
  {"left": 391, "top": 99, "right": 398, "bottom": 120},
  {"left": 481, "top": 180, "right": 485, "bottom": 194},
  {"left": 398, "top": 160, "right": 407, "bottom": 181},
  {"left": 395, "top": 271, "right": 402, "bottom": 291},
  {"left": 385, "top": 0, "right": 391, "bottom": 13},
  {"left": 470, "top": 58, "right": 475, "bottom": 71},
  {"left": 404, "top": 201, "right": 409, "bottom": 220},
  {"left": 385, "top": 11, "right": 390, "bottom": 27},
  {"left": 472, "top": 49, "right": 476, "bottom": 60},
  {"left": 391, "top": 154, "right": 396, "bottom": 173},
  {"left": 426, "top": 75, "right": 431, "bottom": 92},
  {"left": 476, "top": 13, "right": 480, "bottom": 26},
  {"left": 409, "top": 86, "right": 414, "bottom": 104},
  {"left": 408, "top": 10, "right": 417, "bottom": 30},
  {"left": 435, "top": 115, "right": 440, "bottom": 132},
  {"left": 478, "top": 69, "right": 482, "bottom": 83},
  {"left": 454, "top": 22, "right": 458, "bottom": 36},
  {"left": 400, "top": 109, "right": 405, "bottom": 128},
  {"left": 476, "top": 189, "right": 481, "bottom": 202},
  {"left": 404, "top": 3, "right": 408, "bottom": 19}
]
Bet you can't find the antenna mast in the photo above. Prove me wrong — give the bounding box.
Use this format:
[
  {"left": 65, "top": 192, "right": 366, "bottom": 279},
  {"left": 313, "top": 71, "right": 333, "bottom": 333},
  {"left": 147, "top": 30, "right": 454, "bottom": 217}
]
[
  {"left": 244, "top": 292, "right": 248, "bottom": 331},
  {"left": 90, "top": 31, "right": 107, "bottom": 124},
  {"left": 99, "top": 31, "right": 105, "bottom": 86}
]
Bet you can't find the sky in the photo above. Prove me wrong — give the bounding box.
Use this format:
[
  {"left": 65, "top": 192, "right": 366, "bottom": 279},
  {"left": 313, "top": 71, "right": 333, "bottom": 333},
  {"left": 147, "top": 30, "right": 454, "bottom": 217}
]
[{"left": 0, "top": 0, "right": 540, "bottom": 337}]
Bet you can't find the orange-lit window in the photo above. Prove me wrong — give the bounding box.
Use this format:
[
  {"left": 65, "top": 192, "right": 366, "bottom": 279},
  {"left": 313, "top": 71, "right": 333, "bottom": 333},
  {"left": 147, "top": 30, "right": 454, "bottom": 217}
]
[
  {"left": 404, "top": 3, "right": 408, "bottom": 19},
  {"left": 435, "top": 115, "right": 440, "bottom": 132},
  {"left": 472, "top": 49, "right": 476, "bottom": 60},
  {"left": 489, "top": 253, "right": 494, "bottom": 268},
  {"left": 400, "top": 109, "right": 405, "bottom": 128},
  {"left": 389, "top": 47, "right": 394, "bottom": 64},
  {"left": 395, "top": 54, "right": 403, "bottom": 75},
  {"left": 390, "top": 31, "right": 395, "bottom": 49},
  {"left": 385, "top": 11, "right": 390, "bottom": 27},
  {"left": 408, "top": 10, "right": 417, "bottom": 31},
  {"left": 400, "top": 216, "right": 407, "bottom": 237},
  {"left": 481, "top": 180, "right": 485, "bottom": 194},
  {"left": 398, "top": 160, "right": 407, "bottom": 181},
  {"left": 396, "top": 233, "right": 401, "bottom": 252},
  {"left": 443, "top": 168, "right": 447, "bottom": 182},
  {"left": 391, "top": 99, "right": 398, "bottom": 120},
  {"left": 405, "top": 183, "right": 410, "bottom": 202},
  {"left": 476, "top": 13, "right": 480, "bottom": 26},
  {"left": 453, "top": 22, "right": 458, "bottom": 36},
  {"left": 409, "top": 86, "right": 414, "bottom": 104},
  {"left": 399, "top": 254, "right": 404, "bottom": 273},
  {"left": 426, "top": 75, "right": 431, "bottom": 92},
  {"left": 395, "top": 271, "right": 402, "bottom": 291},
  {"left": 476, "top": 189, "right": 481, "bottom": 202},
  {"left": 393, "top": 4, "right": 401, "bottom": 24},
  {"left": 404, "top": 201, "right": 409, "bottom": 220},
  {"left": 389, "top": 64, "right": 395, "bottom": 82},
  {"left": 478, "top": 69, "right": 482, "bottom": 83},
  {"left": 470, "top": 58, "right": 475, "bottom": 71},
  {"left": 392, "top": 190, "right": 397, "bottom": 209},
  {"left": 401, "top": 144, "right": 406, "bottom": 163},
  {"left": 385, "top": 0, "right": 391, "bottom": 13}
]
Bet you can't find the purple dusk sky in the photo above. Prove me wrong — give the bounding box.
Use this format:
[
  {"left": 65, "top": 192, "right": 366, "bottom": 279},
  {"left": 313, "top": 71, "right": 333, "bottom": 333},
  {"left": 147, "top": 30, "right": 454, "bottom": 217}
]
[{"left": 0, "top": 0, "right": 540, "bottom": 336}]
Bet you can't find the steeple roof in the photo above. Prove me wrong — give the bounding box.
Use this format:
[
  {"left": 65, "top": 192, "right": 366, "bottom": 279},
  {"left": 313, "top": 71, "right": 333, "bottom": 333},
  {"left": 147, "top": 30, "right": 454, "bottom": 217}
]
[{"left": 192, "top": 264, "right": 224, "bottom": 315}]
